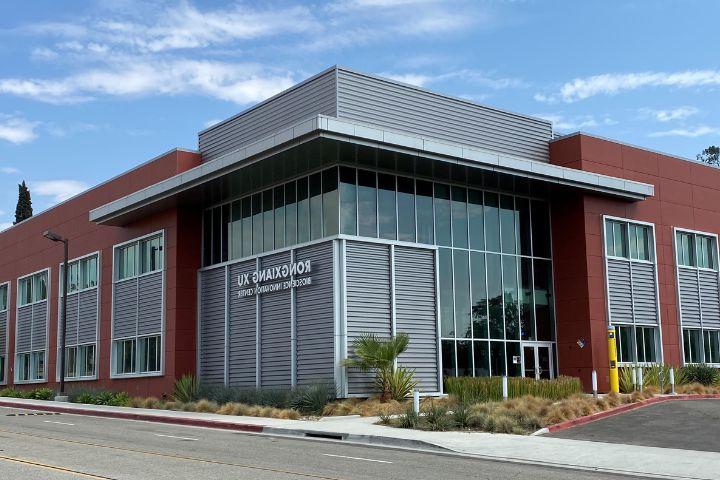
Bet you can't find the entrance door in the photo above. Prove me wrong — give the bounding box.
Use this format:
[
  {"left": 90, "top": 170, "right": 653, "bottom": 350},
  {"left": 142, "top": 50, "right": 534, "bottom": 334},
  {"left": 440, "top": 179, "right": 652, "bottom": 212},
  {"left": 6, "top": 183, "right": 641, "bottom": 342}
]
[{"left": 522, "top": 344, "right": 554, "bottom": 380}]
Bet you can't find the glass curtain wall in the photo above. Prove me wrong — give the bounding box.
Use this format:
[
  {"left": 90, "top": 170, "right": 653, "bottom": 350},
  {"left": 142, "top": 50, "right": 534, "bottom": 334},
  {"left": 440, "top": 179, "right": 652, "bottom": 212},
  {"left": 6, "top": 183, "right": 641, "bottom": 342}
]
[{"left": 201, "top": 140, "right": 556, "bottom": 379}]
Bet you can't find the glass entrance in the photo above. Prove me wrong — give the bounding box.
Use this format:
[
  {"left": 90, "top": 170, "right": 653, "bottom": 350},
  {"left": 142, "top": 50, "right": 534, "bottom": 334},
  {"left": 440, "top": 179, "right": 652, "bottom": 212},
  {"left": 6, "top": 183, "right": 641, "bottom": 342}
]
[{"left": 522, "top": 344, "right": 554, "bottom": 380}]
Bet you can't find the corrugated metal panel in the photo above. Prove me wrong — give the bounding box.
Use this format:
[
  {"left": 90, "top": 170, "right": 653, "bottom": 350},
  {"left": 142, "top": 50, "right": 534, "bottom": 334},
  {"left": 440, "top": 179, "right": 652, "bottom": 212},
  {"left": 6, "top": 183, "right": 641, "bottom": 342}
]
[
  {"left": 138, "top": 272, "right": 163, "bottom": 335},
  {"left": 31, "top": 301, "right": 47, "bottom": 350},
  {"left": 228, "top": 260, "right": 257, "bottom": 387},
  {"left": 295, "top": 242, "right": 335, "bottom": 386},
  {"left": 64, "top": 293, "right": 80, "bottom": 346},
  {"left": 113, "top": 278, "right": 138, "bottom": 338},
  {"left": 699, "top": 270, "right": 720, "bottom": 329},
  {"left": 199, "top": 267, "right": 226, "bottom": 384},
  {"left": 631, "top": 263, "right": 659, "bottom": 325},
  {"left": 199, "top": 69, "right": 337, "bottom": 161},
  {"left": 260, "top": 252, "right": 292, "bottom": 387},
  {"left": 16, "top": 305, "right": 32, "bottom": 352},
  {"left": 0, "top": 311, "right": 6, "bottom": 357},
  {"left": 395, "top": 246, "right": 440, "bottom": 392},
  {"left": 345, "top": 241, "right": 392, "bottom": 396},
  {"left": 607, "top": 259, "right": 633, "bottom": 323},
  {"left": 336, "top": 69, "right": 551, "bottom": 163},
  {"left": 78, "top": 289, "right": 98, "bottom": 344},
  {"left": 678, "top": 268, "right": 701, "bottom": 327}
]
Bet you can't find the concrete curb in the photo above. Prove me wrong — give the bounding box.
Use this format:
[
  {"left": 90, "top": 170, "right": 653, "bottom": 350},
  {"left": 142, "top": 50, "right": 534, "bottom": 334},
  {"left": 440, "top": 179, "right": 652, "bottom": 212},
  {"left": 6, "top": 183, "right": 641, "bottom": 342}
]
[
  {"left": 0, "top": 398, "right": 449, "bottom": 453},
  {"left": 540, "top": 394, "right": 720, "bottom": 434},
  {"left": 0, "top": 400, "right": 265, "bottom": 433}
]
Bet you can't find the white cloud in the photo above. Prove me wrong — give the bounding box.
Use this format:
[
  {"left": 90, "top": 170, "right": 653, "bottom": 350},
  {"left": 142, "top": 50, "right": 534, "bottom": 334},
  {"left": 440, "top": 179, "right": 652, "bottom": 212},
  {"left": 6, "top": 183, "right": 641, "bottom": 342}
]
[
  {"left": 0, "top": 222, "right": 12, "bottom": 232},
  {"left": 536, "top": 114, "right": 616, "bottom": 132},
  {"left": 546, "top": 70, "right": 720, "bottom": 103},
  {"left": 648, "top": 125, "right": 720, "bottom": 138},
  {"left": 382, "top": 69, "right": 526, "bottom": 89},
  {"left": 0, "top": 167, "right": 19, "bottom": 174},
  {"left": 327, "top": 0, "right": 434, "bottom": 11},
  {"left": 31, "top": 180, "right": 89, "bottom": 202},
  {"left": 639, "top": 106, "right": 699, "bottom": 122},
  {"left": 0, "top": 60, "right": 296, "bottom": 105},
  {"left": 0, "top": 116, "right": 39, "bottom": 144},
  {"left": 31, "top": 47, "right": 59, "bottom": 60},
  {"left": 203, "top": 119, "right": 222, "bottom": 129}
]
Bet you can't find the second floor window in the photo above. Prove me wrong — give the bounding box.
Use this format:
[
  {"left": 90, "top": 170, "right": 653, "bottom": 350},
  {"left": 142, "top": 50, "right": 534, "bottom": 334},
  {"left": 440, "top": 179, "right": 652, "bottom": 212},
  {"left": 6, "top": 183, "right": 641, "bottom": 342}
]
[
  {"left": 116, "top": 234, "right": 163, "bottom": 281},
  {"left": 0, "top": 284, "right": 7, "bottom": 311},
  {"left": 605, "top": 219, "right": 653, "bottom": 261},
  {"left": 64, "top": 255, "right": 99, "bottom": 293},
  {"left": 676, "top": 231, "right": 717, "bottom": 270},
  {"left": 18, "top": 271, "right": 48, "bottom": 306}
]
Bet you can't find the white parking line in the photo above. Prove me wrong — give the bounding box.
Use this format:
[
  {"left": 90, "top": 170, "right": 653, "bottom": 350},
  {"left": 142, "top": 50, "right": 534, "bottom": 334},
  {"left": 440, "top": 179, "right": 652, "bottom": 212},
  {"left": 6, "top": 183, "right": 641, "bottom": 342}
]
[
  {"left": 322, "top": 453, "right": 392, "bottom": 464},
  {"left": 153, "top": 433, "right": 199, "bottom": 441},
  {"left": 43, "top": 421, "right": 75, "bottom": 426}
]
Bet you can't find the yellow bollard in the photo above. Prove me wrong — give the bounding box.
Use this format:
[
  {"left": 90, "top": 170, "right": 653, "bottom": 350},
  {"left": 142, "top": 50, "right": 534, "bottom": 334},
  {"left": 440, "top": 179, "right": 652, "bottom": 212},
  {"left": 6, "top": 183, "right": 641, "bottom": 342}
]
[{"left": 607, "top": 326, "right": 619, "bottom": 393}]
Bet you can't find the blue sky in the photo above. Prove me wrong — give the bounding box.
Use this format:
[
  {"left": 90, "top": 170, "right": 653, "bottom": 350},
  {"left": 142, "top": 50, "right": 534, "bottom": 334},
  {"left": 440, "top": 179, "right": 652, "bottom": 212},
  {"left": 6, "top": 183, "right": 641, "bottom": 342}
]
[{"left": 0, "top": 0, "right": 719, "bottom": 227}]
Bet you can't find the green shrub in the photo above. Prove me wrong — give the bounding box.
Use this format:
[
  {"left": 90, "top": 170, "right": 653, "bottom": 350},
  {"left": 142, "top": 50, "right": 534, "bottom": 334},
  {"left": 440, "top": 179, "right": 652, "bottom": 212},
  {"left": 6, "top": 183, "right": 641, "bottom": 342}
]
[
  {"left": 444, "top": 376, "right": 582, "bottom": 404},
  {"left": 25, "top": 387, "right": 54, "bottom": 400},
  {"left": 681, "top": 364, "right": 720, "bottom": 386},
  {"left": 197, "top": 382, "right": 336, "bottom": 415},
  {"left": 452, "top": 403, "right": 471, "bottom": 429},
  {"left": 385, "top": 367, "right": 418, "bottom": 401},
  {"left": 69, "top": 388, "right": 130, "bottom": 406},
  {"left": 290, "top": 383, "right": 337, "bottom": 415},
  {"left": 173, "top": 374, "right": 199, "bottom": 403},
  {"left": 424, "top": 403, "right": 452, "bottom": 431},
  {"left": 397, "top": 406, "right": 419, "bottom": 429},
  {"left": 0, "top": 388, "right": 25, "bottom": 398},
  {"left": 619, "top": 364, "right": 681, "bottom": 393}
]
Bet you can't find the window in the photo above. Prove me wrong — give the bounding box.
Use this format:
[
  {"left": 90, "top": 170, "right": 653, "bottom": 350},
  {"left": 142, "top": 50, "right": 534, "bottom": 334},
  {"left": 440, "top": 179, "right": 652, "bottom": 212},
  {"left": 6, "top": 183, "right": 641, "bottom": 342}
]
[
  {"left": 116, "top": 234, "right": 163, "bottom": 281},
  {"left": 704, "top": 330, "right": 720, "bottom": 364},
  {"left": 615, "top": 325, "right": 660, "bottom": 363},
  {"left": 139, "top": 335, "right": 161, "bottom": 373},
  {"left": 116, "top": 243, "right": 137, "bottom": 280},
  {"left": 0, "top": 284, "right": 7, "bottom": 311},
  {"left": 606, "top": 219, "right": 654, "bottom": 261},
  {"left": 115, "top": 339, "right": 136, "bottom": 375},
  {"left": 684, "top": 329, "right": 704, "bottom": 364},
  {"left": 680, "top": 232, "right": 719, "bottom": 269},
  {"left": 62, "top": 344, "right": 95, "bottom": 379},
  {"left": 63, "top": 255, "right": 99, "bottom": 292},
  {"left": 18, "top": 271, "right": 48, "bottom": 306},
  {"left": 15, "top": 351, "right": 45, "bottom": 382}
]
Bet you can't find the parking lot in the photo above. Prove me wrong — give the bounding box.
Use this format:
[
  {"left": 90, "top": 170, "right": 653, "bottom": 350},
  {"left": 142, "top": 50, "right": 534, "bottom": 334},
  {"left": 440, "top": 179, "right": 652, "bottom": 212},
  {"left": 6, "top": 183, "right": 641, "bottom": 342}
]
[{"left": 550, "top": 399, "right": 720, "bottom": 452}]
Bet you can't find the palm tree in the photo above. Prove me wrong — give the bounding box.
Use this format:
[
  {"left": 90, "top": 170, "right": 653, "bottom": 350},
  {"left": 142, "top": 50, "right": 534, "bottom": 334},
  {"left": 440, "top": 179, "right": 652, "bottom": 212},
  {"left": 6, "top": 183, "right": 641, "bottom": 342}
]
[{"left": 342, "top": 333, "right": 416, "bottom": 401}]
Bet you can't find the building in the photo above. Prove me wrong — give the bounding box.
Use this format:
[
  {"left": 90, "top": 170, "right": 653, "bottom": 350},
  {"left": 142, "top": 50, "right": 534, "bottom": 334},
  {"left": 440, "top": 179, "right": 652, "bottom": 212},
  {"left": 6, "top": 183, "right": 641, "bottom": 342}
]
[{"left": 0, "top": 66, "right": 718, "bottom": 397}]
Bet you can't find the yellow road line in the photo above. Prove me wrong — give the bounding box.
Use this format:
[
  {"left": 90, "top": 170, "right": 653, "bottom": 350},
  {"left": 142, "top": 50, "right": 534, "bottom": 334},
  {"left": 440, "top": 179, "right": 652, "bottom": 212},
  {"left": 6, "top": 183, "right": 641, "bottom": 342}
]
[
  {"left": 0, "top": 453, "right": 115, "bottom": 479},
  {"left": 0, "top": 427, "right": 346, "bottom": 480}
]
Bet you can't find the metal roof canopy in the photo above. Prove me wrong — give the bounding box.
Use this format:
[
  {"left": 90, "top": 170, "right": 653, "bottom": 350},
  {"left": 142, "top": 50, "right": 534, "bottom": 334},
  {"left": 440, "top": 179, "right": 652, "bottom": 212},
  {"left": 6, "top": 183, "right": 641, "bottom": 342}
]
[{"left": 90, "top": 115, "right": 654, "bottom": 226}]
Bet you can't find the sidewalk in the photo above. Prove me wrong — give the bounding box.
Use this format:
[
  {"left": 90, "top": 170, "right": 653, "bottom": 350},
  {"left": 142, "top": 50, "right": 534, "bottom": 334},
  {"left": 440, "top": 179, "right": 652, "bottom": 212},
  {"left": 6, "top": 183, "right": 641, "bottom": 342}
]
[{"left": 1, "top": 397, "right": 718, "bottom": 480}]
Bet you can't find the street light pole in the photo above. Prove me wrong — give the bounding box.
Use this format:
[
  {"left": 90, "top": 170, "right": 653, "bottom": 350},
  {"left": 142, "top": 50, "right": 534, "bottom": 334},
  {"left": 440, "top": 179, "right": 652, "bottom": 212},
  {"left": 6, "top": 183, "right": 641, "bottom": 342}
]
[{"left": 43, "top": 230, "right": 69, "bottom": 402}]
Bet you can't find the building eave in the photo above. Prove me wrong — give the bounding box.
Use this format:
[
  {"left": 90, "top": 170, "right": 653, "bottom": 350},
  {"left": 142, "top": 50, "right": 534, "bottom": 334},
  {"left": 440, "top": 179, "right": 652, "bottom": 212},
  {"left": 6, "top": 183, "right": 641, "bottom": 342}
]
[{"left": 90, "top": 116, "right": 654, "bottom": 226}]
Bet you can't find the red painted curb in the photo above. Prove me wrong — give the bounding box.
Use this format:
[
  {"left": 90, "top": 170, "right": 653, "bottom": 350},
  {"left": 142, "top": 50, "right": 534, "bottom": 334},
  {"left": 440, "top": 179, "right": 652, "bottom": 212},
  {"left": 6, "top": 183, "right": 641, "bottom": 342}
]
[
  {"left": 0, "top": 400, "right": 266, "bottom": 433},
  {"left": 545, "top": 394, "right": 720, "bottom": 433}
]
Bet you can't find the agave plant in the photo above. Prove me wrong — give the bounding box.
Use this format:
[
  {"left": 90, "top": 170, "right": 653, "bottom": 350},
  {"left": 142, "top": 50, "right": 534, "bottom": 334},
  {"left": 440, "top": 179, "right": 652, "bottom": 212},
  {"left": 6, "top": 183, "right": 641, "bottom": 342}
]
[
  {"left": 173, "top": 374, "right": 199, "bottom": 403},
  {"left": 342, "top": 332, "right": 417, "bottom": 401}
]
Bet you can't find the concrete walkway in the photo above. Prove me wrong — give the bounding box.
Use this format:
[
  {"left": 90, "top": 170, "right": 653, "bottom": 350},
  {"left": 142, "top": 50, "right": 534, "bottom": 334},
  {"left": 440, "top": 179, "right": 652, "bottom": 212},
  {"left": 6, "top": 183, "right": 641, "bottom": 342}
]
[{"left": 0, "top": 397, "right": 717, "bottom": 480}]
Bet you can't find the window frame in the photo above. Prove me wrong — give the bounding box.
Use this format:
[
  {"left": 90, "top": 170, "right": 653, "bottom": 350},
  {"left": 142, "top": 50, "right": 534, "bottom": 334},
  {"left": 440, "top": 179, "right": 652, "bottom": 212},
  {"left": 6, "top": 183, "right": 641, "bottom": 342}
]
[
  {"left": 15, "top": 268, "right": 50, "bottom": 384},
  {"left": 673, "top": 227, "right": 720, "bottom": 366},
  {"left": 111, "top": 231, "right": 165, "bottom": 379},
  {"left": 56, "top": 252, "right": 101, "bottom": 382},
  {"left": 614, "top": 323, "right": 661, "bottom": 365},
  {"left": 602, "top": 216, "right": 663, "bottom": 364},
  {"left": 0, "top": 281, "right": 9, "bottom": 385}
]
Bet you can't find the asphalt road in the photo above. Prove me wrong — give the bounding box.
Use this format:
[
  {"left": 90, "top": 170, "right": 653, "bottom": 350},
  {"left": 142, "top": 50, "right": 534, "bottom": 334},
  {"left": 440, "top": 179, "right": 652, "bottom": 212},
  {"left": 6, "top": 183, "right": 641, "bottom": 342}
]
[
  {"left": 0, "top": 406, "right": 648, "bottom": 480},
  {"left": 551, "top": 399, "right": 720, "bottom": 452}
]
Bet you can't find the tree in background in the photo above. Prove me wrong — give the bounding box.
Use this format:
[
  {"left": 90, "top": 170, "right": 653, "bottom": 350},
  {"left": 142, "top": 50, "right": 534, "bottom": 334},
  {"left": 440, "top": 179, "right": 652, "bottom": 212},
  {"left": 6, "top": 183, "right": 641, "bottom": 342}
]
[
  {"left": 697, "top": 146, "right": 720, "bottom": 166},
  {"left": 14, "top": 181, "right": 33, "bottom": 225}
]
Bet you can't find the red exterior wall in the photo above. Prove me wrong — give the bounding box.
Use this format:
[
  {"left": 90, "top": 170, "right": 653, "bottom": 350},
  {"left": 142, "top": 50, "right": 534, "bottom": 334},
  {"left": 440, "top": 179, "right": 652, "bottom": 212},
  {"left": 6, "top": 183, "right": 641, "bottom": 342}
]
[
  {"left": 550, "top": 133, "right": 720, "bottom": 390},
  {"left": 0, "top": 149, "right": 202, "bottom": 397}
]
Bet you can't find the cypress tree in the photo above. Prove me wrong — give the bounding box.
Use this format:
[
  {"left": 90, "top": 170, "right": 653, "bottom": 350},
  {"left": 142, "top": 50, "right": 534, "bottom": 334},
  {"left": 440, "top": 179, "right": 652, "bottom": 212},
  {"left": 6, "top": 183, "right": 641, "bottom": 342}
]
[{"left": 14, "top": 181, "right": 33, "bottom": 224}]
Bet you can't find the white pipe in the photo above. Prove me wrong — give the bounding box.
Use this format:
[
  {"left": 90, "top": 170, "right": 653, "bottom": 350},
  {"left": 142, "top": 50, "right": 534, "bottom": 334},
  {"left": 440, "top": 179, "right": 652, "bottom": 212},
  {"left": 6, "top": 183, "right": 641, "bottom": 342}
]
[
  {"left": 637, "top": 367, "right": 644, "bottom": 392},
  {"left": 591, "top": 370, "right": 598, "bottom": 398},
  {"left": 669, "top": 367, "right": 675, "bottom": 395},
  {"left": 413, "top": 389, "right": 420, "bottom": 414},
  {"left": 502, "top": 375, "right": 508, "bottom": 401}
]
